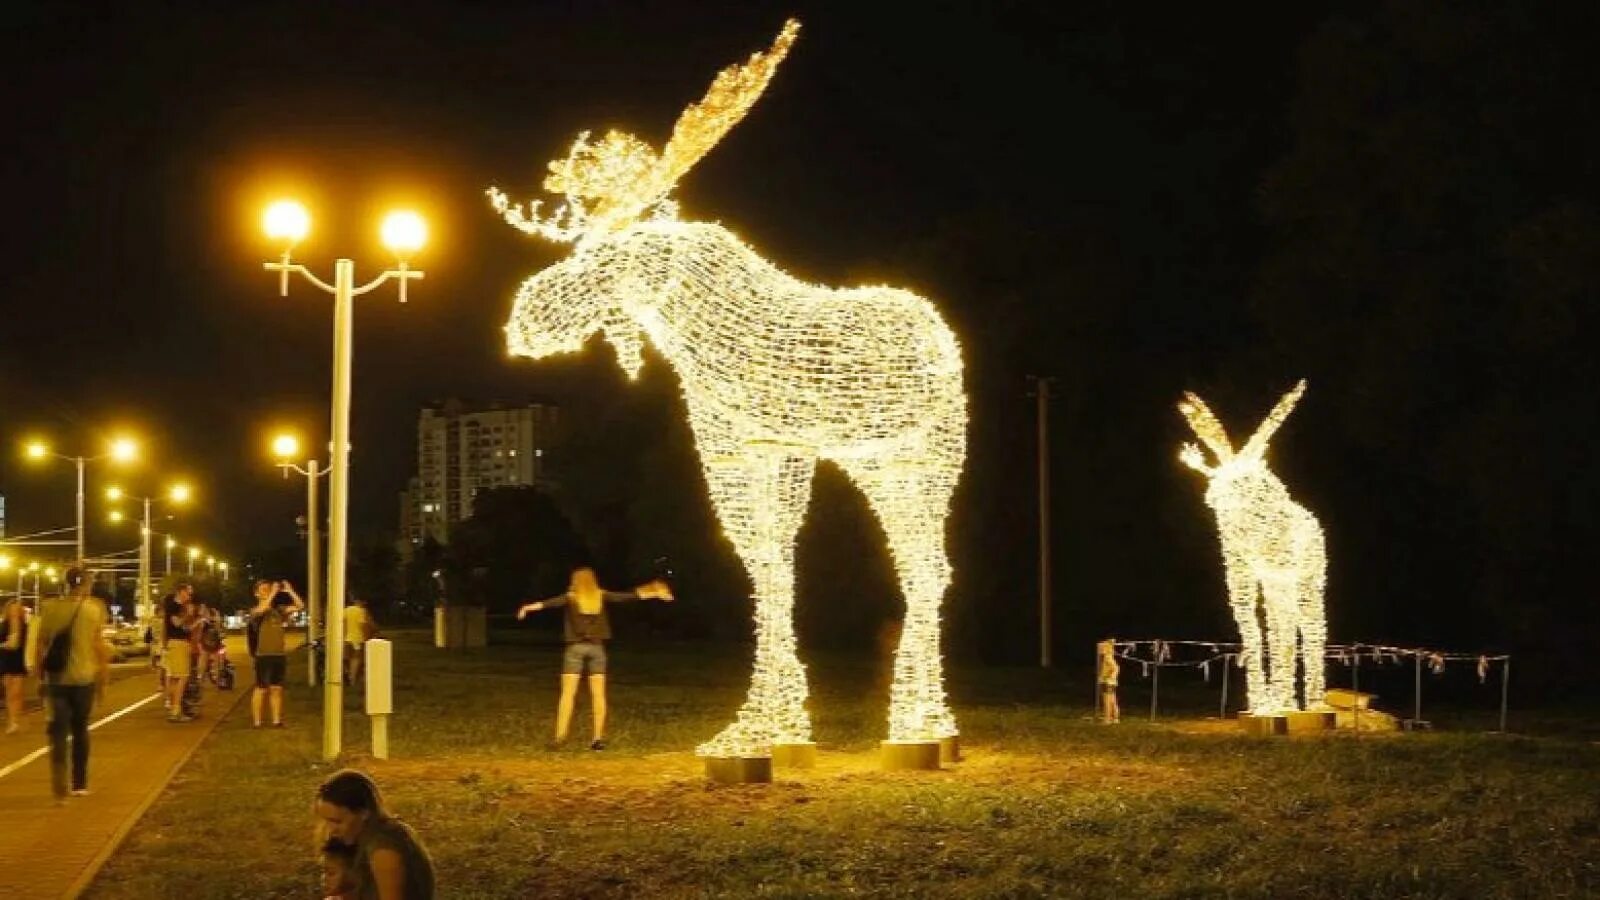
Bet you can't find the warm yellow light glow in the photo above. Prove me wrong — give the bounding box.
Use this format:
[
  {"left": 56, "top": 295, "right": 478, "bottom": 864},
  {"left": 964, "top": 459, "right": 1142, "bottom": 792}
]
[
  {"left": 109, "top": 510, "right": 125, "bottom": 524},
  {"left": 105, "top": 486, "right": 125, "bottom": 502},
  {"left": 109, "top": 437, "right": 138, "bottom": 463},
  {"left": 168, "top": 483, "right": 192, "bottom": 504},
  {"left": 0, "top": 554, "right": 11, "bottom": 571},
  {"left": 166, "top": 538, "right": 177, "bottom": 550},
  {"left": 206, "top": 555, "right": 215, "bottom": 566},
  {"left": 264, "top": 200, "right": 310, "bottom": 244},
  {"left": 24, "top": 441, "right": 48, "bottom": 460},
  {"left": 44, "top": 567, "right": 58, "bottom": 580},
  {"left": 272, "top": 433, "right": 301, "bottom": 460},
  {"left": 1180, "top": 380, "right": 1327, "bottom": 714},
  {"left": 381, "top": 211, "right": 427, "bottom": 255},
  {"left": 188, "top": 547, "right": 201, "bottom": 560},
  {"left": 27, "top": 562, "right": 39, "bottom": 573},
  {"left": 492, "top": 18, "right": 965, "bottom": 756}
]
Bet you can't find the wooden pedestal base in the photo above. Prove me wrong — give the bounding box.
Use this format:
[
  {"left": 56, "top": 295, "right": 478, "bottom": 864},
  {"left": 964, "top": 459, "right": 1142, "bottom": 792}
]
[
  {"left": 1285, "top": 710, "right": 1336, "bottom": 733},
  {"left": 880, "top": 740, "right": 942, "bottom": 771},
  {"left": 1238, "top": 712, "right": 1288, "bottom": 736},
  {"left": 704, "top": 756, "right": 773, "bottom": 784},
  {"left": 772, "top": 742, "right": 817, "bottom": 768}
]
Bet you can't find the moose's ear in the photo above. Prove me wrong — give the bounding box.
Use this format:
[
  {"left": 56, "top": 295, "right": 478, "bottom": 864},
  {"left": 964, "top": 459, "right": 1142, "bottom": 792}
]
[
  {"left": 1239, "top": 379, "right": 1307, "bottom": 459},
  {"left": 1179, "top": 443, "right": 1212, "bottom": 474}
]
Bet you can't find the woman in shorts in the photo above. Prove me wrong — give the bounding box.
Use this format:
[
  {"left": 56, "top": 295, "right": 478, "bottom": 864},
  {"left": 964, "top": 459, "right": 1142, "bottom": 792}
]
[{"left": 517, "top": 567, "right": 672, "bottom": 750}]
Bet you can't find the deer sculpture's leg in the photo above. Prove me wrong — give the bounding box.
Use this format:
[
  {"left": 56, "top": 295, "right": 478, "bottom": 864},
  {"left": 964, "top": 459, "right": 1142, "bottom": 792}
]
[
  {"left": 1261, "top": 576, "right": 1300, "bottom": 711},
  {"left": 695, "top": 443, "right": 817, "bottom": 757},
  {"left": 1297, "top": 526, "right": 1329, "bottom": 708},
  {"left": 1225, "top": 566, "right": 1271, "bottom": 713},
  {"left": 838, "top": 455, "right": 961, "bottom": 741}
]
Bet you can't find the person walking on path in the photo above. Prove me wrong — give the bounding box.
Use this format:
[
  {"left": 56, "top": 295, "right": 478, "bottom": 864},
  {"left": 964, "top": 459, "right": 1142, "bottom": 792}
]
[
  {"left": 249, "top": 579, "right": 304, "bottom": 727},
  {"left": 25, "top": 567, "right": 111, "bottom": 800},
  {"left": 314, "top": 769, "right": 436, "bottom": 900},
  {"left": 517, "top": 567, "right": 673, "bottom": 750},
  {"left": 0, "top": 594, "right": 30, "bottom": 734},
  {"left": 342, "top": 596, "right": 376, "bottom": 686},
  {"left": 162, "top": 581, "right": 198, "bottom": 722}
]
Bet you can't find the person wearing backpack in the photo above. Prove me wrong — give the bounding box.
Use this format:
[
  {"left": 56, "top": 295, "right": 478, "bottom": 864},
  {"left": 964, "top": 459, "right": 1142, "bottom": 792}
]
[
  {"left": 25, "top": 567, "right": 110, "bottom": 801},
  {"left": 248, "top": 578, "right": 303, "bottom": 728}
]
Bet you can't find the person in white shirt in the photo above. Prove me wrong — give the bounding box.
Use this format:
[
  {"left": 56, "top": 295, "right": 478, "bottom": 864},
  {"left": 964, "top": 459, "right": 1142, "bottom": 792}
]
[{"left": 342, "top": 596, "right": 375, "bottom": 685}]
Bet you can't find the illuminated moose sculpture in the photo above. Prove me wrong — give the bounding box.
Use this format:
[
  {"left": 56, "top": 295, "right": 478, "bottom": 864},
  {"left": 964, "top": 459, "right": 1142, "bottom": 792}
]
[
  {"left": 489, "top": 20, "right": 967, "bottom": 757},
  {"left": 1178, "top": 380, "right": 1327, "bottom": 714}
]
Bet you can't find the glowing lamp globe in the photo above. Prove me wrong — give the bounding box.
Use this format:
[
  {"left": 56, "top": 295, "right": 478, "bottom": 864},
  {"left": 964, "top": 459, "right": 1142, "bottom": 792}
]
[
  {"left": 169, "top": 483, "right": 193, "bottom": 504},
  {"left": 264, "top": 200, "right": 310, "bottom": 245},
  {"left": 381, "top": 211, "right": 427, "bottom": 256},
  {"left": 272, "top": 433, "right": 301, "bottom": 460},
  {"left": 110, "top": 437, "right": 138, "bottom": 463},
  {"left": 25, "top": 441, "right": 48, "bottom": 460},
  {"left": 105, "top": 486, "right": 125, "bottom": 501}
]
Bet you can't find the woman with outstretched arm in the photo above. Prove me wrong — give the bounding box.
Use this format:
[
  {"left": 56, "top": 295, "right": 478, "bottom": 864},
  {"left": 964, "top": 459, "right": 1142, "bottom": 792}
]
[{"left": 517, "top": 566, "right": 673, "bottom": 749}]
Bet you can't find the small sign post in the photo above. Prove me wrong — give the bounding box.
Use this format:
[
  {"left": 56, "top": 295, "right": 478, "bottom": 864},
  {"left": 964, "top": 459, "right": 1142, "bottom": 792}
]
[{"left": 365, "top": 638, "right": 393, "bottom": 759}]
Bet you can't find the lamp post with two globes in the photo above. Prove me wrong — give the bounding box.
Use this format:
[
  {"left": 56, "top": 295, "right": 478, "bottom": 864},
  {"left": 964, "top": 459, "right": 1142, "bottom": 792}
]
[
  {"left": 273, "top": 432, "right": 332, "bottom": 688},
  {"left": 261, "top": 199, "right": 426, "bottom": 760},
  {"left": 107, "top": 482, "right": 191, "bottom": 625},
  {"left": 24, "top": 437, "right": 138, "bottom": 563}
]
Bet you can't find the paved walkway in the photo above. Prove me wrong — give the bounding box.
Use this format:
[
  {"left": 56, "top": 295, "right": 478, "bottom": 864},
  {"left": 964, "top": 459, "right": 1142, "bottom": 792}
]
[{"left": 0, "top": 637, "right": 278, "bottom": 899}]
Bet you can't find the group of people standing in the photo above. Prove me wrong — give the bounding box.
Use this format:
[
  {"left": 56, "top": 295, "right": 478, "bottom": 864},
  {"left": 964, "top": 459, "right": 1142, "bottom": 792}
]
[{"left": 0, "top": 562, "right": 679, "bottom": 898}]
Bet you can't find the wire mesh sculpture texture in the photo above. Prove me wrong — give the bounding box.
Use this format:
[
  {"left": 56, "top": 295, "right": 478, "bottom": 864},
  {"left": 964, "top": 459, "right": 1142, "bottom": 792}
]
[
  {"left": 489, "top": 20, "right": 968, "bottom": 756},
  {"left": 1179, "top": 380, "right": 1327, "bottom": 714}
]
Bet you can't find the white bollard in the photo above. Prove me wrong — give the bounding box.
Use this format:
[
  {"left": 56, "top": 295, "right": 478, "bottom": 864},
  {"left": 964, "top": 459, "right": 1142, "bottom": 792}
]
[{"left": 365, "top": 638, "right": 393, "bottom": 759}]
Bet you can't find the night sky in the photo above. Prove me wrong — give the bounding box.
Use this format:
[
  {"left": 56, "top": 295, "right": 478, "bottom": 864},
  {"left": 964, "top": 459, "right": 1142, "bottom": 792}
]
[{"left": 3, "top": 3, "right": 1595, "bottom": 670}]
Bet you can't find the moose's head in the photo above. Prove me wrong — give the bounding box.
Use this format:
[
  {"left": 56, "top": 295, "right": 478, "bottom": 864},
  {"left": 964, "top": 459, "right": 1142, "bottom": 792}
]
[
  {"left": 1178, "top": 380, "right": 1308, "bottom": 514},
  {"left": 489, "top": 20, "right": 800, "bottom": 378}
]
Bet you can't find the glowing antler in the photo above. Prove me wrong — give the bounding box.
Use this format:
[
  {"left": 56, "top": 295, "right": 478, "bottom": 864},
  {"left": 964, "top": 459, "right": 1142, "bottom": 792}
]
[
  {"left": 1239, "top": 379, "right": 1308, "bottom": 460},
  {"left": 488, "top": 20, "right": 800, "bottom": 245},
  {"left": 1178, "top": 392, "right": 1235, "bottom": 463}
]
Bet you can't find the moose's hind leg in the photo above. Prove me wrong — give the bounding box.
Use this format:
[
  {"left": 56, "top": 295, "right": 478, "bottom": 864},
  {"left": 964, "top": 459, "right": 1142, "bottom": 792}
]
[{"left": 839, "top": 455, "right": 960, "bottom": 741}]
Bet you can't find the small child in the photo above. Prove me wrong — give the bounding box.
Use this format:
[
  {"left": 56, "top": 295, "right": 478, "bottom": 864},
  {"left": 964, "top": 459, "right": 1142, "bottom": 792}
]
[
  {"left": 320, "top": 838, "right": 360, "bottom": 900},
  {"left": 1097, "top": 638, "right": 1121, "bottom": 724}
]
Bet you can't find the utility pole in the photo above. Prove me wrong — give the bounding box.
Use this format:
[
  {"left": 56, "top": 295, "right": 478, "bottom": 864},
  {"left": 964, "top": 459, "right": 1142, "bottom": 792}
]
[{"left": 1027, "top": 375, "right": 1057, "bottom": 668}]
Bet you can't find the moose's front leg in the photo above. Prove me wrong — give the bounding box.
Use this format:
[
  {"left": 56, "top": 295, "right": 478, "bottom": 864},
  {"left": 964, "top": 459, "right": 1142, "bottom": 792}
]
[
  {"left": 1224, "top": 563, "right": 1272, "bottom": 714},
  {"left": 694, "top": 441, "right": 817, "bottom": 757}
]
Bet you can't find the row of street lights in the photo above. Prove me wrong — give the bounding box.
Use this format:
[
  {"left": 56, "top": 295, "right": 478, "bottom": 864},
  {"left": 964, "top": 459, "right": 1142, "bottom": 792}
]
[{"left": 18, "top": 438, "right": 231, "bottom": 618}]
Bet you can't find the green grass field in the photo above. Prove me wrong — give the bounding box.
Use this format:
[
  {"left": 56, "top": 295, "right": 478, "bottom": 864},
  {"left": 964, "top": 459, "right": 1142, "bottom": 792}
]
[{"left": 86, "top": 629, "right": 1600, "bottom": 899}]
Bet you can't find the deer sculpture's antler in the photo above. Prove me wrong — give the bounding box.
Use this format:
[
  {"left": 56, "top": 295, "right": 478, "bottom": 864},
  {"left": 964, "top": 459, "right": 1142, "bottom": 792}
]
[
  {"left": 1178, "top": 392, "right": 1235, "bottom": 465},
  {"left": 1238, "top": 379, "right": 1307, "bottom": 460},
  {"left": 489, "top": 18, "right": 801, "bottom": 245}
]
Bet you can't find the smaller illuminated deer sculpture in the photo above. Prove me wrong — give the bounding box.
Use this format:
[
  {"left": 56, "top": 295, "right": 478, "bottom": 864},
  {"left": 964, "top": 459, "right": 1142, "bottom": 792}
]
[{"left": 1178, "top": 380, "right": 1327, "bottom": 714}]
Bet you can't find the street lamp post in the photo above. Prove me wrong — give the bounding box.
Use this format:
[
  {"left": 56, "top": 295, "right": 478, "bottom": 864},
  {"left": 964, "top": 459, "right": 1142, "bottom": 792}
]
[
  {"left": 166, "top": 537, "right": 176, "bottom": 575},
  {"left": 25, "top": 438, "right": 138, "bottom": 563},
  {"left": 274, "top": 433, "right": 332, "bottom": 688},
  {"left": 107, "top": 482, "right": 189, "bottom": 626},
  {"left": 262, "top": 199, "right": 426, "bottom": 760},
  {"left": 188, "top": 547, "right": 200, "bottom": 575}
]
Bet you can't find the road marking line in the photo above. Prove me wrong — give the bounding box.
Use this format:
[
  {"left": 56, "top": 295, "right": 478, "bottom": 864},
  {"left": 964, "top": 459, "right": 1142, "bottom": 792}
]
[{"left": 0, "top": 691, "right": 162, "bottom": 781}]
